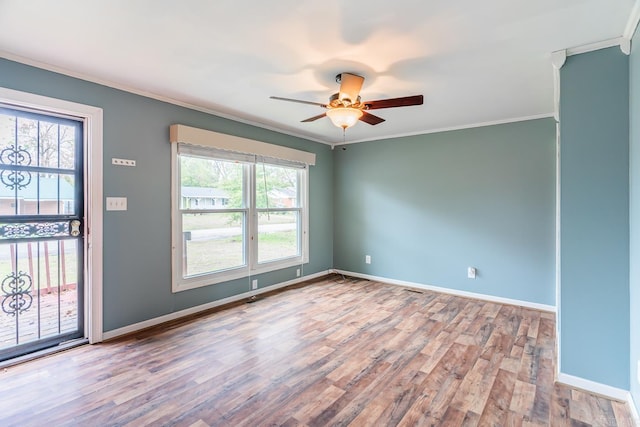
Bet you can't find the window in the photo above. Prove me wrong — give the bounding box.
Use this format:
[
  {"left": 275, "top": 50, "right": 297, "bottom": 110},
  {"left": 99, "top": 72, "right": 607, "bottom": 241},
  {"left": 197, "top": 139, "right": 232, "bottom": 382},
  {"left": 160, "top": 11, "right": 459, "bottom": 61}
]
[{"left": 171, "top": 144, "right": 309, "bottom": 292}]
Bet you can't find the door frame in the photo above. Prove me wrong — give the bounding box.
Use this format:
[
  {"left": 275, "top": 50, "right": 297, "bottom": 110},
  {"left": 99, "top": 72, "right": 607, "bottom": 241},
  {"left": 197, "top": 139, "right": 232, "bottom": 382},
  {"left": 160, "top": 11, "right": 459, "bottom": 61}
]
[{"left": 0, "top": 87, "right": 104, "bottom": 344}]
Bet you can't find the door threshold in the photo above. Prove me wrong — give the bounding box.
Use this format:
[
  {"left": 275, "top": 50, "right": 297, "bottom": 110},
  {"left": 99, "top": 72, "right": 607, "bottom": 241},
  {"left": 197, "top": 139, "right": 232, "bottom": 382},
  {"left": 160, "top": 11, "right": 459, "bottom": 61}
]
[{"left": 0, "top": 338, "right": 89, "bottom": 369}]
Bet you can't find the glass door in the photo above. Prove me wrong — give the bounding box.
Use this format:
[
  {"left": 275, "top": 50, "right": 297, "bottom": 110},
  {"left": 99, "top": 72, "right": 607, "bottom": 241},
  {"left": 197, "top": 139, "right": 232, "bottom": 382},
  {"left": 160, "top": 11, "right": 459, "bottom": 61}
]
[{"left": 0, "top": 105, "right": 84, "bottom": 362}]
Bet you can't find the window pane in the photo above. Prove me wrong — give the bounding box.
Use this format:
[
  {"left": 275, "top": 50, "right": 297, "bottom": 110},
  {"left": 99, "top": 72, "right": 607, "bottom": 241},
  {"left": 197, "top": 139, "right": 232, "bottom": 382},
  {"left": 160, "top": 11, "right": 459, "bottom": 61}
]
[
  {"left": 0, "top": 109, "right": 78, "bottom": 216},
  {"left": 0, "top": 173, "right": 76, "bottom": 216},
  {"left": 182, "top": 212, "right": 245, "bottom": 277},
  {"left": 256, "top": 164, "right": 298, "bottom": 209},
  {"left": 14, "top": 116, "right": 38, "bottom": 168},
  {"left": 0, "top": 114, "right": 77, "bottom": 171},
  {"left": 180, "top": 155, "right": 243, "bottom": 209},
  {"left": 36, "top": 120, "right": 78, "bottom": 169},
  {"left": 257, "top": 211, "right": 299, "bottom": 263}
]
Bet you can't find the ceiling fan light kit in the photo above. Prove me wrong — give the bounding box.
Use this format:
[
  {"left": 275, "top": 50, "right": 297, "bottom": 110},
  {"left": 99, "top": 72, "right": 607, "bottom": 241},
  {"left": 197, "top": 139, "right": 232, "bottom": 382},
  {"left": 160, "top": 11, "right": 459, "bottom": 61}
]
[
  {"left": 326, "top": 107, "right": 363, "bottom": 129},
  {"left": 271, "top": 72, "right": 423, "bottom": 133}
]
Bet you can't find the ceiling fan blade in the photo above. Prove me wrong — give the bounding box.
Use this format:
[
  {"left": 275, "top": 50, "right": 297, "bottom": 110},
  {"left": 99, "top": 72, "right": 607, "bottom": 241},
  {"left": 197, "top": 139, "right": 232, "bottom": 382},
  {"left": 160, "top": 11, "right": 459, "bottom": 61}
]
[
  {"left": 301, "top": 112, "right": 327, "bottom": 123},
  {"left": 270, "top": 96, "right": 328, "bottom": 108},
  {"left": 359, "top": 111, "right": 385, "bottom": 125},
  {"left": 363, "top": 95, "right": 424, "bottom": 110},
  {"left": 338, "top": 73, "right": 364, "bottom": 104}
]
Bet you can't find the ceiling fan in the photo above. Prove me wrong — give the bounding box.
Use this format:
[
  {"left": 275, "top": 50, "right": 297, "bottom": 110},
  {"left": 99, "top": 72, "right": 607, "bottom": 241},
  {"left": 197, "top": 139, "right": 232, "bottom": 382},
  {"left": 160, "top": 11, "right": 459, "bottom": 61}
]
[{"left": 270, "top": 73, "right": 423, "bottom": 130}]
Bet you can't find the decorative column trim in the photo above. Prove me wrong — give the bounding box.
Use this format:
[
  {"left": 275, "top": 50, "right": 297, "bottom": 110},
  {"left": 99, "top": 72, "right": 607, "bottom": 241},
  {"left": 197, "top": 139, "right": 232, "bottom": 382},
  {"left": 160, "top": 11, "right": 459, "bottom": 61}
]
[
  {"left": 551, "top": 50, "right": 567, "bottom": 69},
  {"left": 551, "top": 50, "right": 566, "bottom": 122},
  {"left": 550, "top": 52, "right": 564, "bottom": 378},
  {"left": 620, "top": 38, "right": 632, "bottom": 56}
]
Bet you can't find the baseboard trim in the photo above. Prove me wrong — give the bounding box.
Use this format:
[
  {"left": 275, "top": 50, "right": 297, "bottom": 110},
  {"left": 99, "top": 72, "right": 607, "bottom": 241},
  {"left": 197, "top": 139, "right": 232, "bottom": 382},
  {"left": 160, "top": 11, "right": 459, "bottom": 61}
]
[
  {"left": 102, "top": 270, "right": 330, "bottom": 341},
  {"left": 331, "top": 269, "right": 556, "bottom": 313},
  {"left": 628, "top": 393, "right": 640, "bottom": 425},
  {"left": 557, "top": 372, "right": 630, "bottom": 402}
]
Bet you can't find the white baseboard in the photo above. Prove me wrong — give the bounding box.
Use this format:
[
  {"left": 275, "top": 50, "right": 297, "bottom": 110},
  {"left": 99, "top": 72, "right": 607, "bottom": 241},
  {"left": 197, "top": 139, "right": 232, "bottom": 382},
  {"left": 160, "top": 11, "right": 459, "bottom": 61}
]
[
  {"left": 557, "top": 372, "right": 630, "bottom": 402},
  {"left": 102, "top": 270, "right": 330, "bottom": 341},
  {"left": 104, "top": 269, "right": 555, "bottom": 341},
  {"left": 558, "top": 373, "right": 639, "bottom": 424},
  {"left": 332, "top": 269, "right": 556, "bottom": 313},
  {"left": 628, "top": 392, "right": 640, "bottom": 425}
]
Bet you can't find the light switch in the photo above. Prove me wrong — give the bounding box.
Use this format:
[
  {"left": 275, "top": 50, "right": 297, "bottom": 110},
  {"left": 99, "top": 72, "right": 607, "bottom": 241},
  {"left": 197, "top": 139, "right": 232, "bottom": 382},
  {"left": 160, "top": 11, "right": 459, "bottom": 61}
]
[{"left": 106, "top": 197, "right": 127, "bottom": 211}]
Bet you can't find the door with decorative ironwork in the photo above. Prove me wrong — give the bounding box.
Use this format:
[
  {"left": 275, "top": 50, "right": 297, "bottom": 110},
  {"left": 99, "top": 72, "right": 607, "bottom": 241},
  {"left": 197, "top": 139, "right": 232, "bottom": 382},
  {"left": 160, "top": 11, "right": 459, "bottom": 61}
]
[{"left": 0, "top": 106, "right": 84, "bottom": 362}]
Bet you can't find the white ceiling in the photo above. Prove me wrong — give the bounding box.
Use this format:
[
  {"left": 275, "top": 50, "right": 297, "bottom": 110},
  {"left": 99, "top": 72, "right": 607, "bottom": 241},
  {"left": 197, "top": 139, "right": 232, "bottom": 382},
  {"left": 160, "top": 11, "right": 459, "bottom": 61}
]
[{"left": 0, "top": 0, "right": 635, "bottom": 145}]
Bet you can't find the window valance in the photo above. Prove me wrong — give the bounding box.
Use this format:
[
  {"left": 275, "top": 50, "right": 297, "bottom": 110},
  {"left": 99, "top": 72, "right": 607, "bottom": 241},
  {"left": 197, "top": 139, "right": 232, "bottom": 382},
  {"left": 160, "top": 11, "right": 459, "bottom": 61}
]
[{"left": 169, "top": 124, "right": 316, "bottom": 166}]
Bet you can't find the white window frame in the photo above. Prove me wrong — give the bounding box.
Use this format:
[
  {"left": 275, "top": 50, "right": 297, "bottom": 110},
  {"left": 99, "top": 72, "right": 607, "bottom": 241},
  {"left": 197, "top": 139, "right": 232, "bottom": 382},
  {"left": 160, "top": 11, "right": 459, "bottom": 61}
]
[
  {"left": 250, "top": 161, "right": 308, "bottom": 274},
  {"left": 171, "top": 143, "right": 310, "bottom": 293}
]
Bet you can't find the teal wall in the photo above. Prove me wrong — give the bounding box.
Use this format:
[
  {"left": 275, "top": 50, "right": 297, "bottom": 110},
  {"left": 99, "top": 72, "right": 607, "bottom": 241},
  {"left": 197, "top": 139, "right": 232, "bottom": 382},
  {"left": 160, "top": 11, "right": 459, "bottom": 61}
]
[
  {"left": 333, "top": 119, "right": 557, "bottom": 305},
  {"left": 559, "top": 47, "right": 630, "bottom": 389},
  {"left": 2, "top": 43, "right": 637, "bottom": 399},
  {"left": 630, "top": 27, "right": 640, "bottom": 407},
  {"left": 0, "top": 58, "right": 334, "bottom": 332}
]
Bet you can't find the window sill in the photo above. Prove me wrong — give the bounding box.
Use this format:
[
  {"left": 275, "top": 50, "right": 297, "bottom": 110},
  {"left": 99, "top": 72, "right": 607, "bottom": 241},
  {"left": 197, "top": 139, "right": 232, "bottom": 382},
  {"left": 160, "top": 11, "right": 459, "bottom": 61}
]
[{"left": 172, "top": 256, "right": 308, "bottom": 293}]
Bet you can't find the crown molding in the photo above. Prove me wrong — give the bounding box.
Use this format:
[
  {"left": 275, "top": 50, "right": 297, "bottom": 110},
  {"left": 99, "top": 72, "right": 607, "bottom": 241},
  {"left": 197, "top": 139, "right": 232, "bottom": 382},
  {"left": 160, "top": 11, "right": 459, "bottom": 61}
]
[
  {"left": 332, "top": 113, "right": 555, "bottom": 147},
  {"left": 625, "top": 0, "right": 640, "bottom": 40},
  {"left": 0, "top": 51, "right": 558, "bottom": 149},
  {"left": 0, "top": 50, "right": 331, "bottom": 146},
  {"left": 565, "top": 37, "right": 625, "bottom": 56}
]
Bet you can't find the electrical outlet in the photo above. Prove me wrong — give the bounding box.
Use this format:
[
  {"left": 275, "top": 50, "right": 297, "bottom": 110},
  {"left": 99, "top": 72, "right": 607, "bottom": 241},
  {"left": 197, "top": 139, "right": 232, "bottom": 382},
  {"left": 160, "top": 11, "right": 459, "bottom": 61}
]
[
  {"left": 365, "top": 255, "right": 371, "bottom": 264},
  {"left": 251, "top": 279, "right": 258, "bottom": 290},
  {"left": 112, "top": 157, "right": 136, "bottom": 167},
  {"left": 467, "top": 267, "right": 477, "bottom": 279},
  {"left": 296, "top": 269, "right": 300, "bottom": 277}
]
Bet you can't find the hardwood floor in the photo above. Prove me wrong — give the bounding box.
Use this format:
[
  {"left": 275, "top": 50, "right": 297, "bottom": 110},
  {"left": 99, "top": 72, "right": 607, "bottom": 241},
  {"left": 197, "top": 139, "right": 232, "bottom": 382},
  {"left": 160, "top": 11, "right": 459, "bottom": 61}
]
[
  {"left": 0, "top": 275, "right": 635, "bottom": 426},
  {"left": 0, "top": 286, "right": 78, "bottom": 350}
]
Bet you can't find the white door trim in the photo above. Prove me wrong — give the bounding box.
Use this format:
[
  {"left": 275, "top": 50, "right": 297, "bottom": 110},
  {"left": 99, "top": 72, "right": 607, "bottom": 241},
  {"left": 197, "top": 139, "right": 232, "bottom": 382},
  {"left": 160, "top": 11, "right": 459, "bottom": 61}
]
[{"left": 0, "top": 87, "right": 104, "bottom": 343}]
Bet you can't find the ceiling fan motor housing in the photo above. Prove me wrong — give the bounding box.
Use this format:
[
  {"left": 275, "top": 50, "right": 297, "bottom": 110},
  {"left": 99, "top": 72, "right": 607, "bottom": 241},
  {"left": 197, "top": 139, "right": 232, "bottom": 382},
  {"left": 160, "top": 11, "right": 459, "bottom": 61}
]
[
  {"left": 335, "top": 73, "right": 365, "bottom": 107},
  {"left": 329, "top": 93, "right": 362, "bottom": 109}
]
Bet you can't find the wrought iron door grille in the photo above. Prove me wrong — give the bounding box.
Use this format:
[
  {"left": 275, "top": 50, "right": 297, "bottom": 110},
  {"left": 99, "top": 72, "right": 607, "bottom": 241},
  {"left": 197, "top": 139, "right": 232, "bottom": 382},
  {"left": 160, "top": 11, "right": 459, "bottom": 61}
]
[
  {"left": 0, "top": 105, "right": 83, "bottom": 359},
  {"left": 1, "top": 271, "right": 32, "bottom": 316},
  {"left": 0, "top": 221, "right": 71, "bottom": 240}
]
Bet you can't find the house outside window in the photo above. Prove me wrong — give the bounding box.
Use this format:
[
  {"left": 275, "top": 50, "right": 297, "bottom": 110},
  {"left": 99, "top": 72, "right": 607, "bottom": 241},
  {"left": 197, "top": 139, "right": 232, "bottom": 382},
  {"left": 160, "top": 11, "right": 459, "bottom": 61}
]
[{"left": 171, "top": 142, "right": 309, "bottom": 292}]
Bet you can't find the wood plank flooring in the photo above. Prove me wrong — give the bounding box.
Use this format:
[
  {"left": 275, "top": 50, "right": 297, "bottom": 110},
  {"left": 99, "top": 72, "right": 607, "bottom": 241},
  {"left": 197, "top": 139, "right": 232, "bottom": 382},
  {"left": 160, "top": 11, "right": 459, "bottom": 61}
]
[
  {"left": 0, "top": 287, "right": 78, "bottom": 350},
  {"left": 0, "top": 275, "right": 635, "bottom": 426}
]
